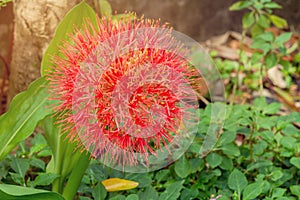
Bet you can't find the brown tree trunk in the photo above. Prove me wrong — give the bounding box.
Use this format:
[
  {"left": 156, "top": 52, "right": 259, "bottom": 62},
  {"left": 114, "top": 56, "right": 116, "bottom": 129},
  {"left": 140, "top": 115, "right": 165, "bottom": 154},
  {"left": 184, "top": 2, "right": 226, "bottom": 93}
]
[{"left": 8, "top": 0, "right": 84, "bottom": 103}]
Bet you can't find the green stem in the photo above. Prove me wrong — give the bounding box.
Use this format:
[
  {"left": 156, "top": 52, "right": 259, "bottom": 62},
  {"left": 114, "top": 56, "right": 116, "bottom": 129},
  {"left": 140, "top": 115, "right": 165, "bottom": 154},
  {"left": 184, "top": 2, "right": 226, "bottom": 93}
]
[
  {"left": 62, "top": 153, "right": 90, "bottom": 200},
  {"left": 259, "top": 64, "right": 264, "bottom": 96},
  {"left": 52, "top": 132, "right": 65, "bottom": 194},
  {"left": 249, "top": 122, "right": 255, "bottom": 162},
  {"left": 230, "top": 30, "right": 246, "bottom": 105}
]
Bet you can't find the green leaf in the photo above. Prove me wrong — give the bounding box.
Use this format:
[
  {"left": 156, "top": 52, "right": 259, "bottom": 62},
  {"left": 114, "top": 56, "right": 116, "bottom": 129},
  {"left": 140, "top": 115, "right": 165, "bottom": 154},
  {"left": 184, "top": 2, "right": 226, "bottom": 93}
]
[
  {"left": 0, "top": 184, "right": 65, "bottom": 200},
  {"left": 220, "top": 156, "right": 233, "bottom": 171},
  {"left": 189, "top": 157, "right": 204, "bottom": 173},
  {"left": 290, "top": 185, "right": 300, "bottom": 197},
  {"left": 110, "top": 195, "right": 126, "bottom": 200},
  {"left": 271, "top": 170, "right": 283, "bottom": 181},
  {"left": 221, "top": 143, "right": 240, "bottom": 157},
  {"left": 257, "top": 14, "right": 270, "bottom": 28},
  {"left": 242, "top": 181, "right": 263, "bottom": 200},
  {"left": 263, "top": 102, "right": 281, "bottom": 114},
  {"left": 264, "top": 2, "right": 282, "bottom": 9},
  {"left": 228, "top": 169, "right": 248, "bottom": 197},
  {"left": 206, "top": 153, "right": 223, "bottom": 168},
  {"left": 175, "top": 155, "right": 191, "bottom": 178},
  {"left": 274, "top": 32, "right": 292, "bottom": 47},
  {"left": 10, "top": 157, "right": 30, "bottom": 178},
  {"left": 41, "top": 1, "right": 97, "bottom": 76},
  {"left": 219, "top": 131, "right": 236, "bottom": 145},
  {"left": 99, "top": 0, "right": 112, "bottom": 17},
  {"left": 260, "top": 130, "right": 274, "bottom": 143},
  {"left": 30, "top": 158, "right": 46, "bottom": 170},
  {"left": 0, "top": 77, "right": 51, "bottom": 160},
  {"left": 159, "top": 181, "right": 184, "bottom": 200},
  {"left": 33, "top": 173, "right": 59, "bottom": 186},
  {"left": 256, "top": 32, "right": 274, "bottom": 42},
  {"left": 281, "top": 136, "right": 297, "bottom": 150},
  {"left": 242, "top": 12, "right": 255, "bottom": 28},
  {"left": 126, "top": 194, "right": 139, "bottom": 200},
  {"left": 290, "top": 157, "right": 300, "bottom": 169},
  {"left": 229, "top": 1, "right": 252, "bottom": 11},
  {"left": 246, "top": 160, "right": 273, "bottom": 171},
  {"left": 92, "top": 182, "right": 107, "bottom": 200},
  {"left": 251, "top": 24, "right": 264, "bottom": 37},
  {"left": 269, "top": 15, "right": 287, "bottom": 29},
  {"left": 138, "top": 186, "right": 158, "bottom": 200},
  {"left": 272, "top": 188, "right": 286, "bottom": 198},
  {"left": 265, "top": 53, "right": 277, "bottom": 69}
]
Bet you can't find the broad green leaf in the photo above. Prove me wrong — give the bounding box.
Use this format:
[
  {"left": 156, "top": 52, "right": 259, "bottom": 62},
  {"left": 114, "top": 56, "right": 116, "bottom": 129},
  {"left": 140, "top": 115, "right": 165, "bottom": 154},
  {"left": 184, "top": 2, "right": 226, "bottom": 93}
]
[
  {"left": 221, "top": 143, "right": 240, "bottom": 157},
  {"left": 180, "top": 188, "right": 199, "bottom": 200},
  {"left": 265, "top": 53, "right": 277, "bottom": 69},
  {"left": 92, "top": 182, "right": 107, "bottom": 200},
  {"left": 290, "top": 157, "right": 300, "bottom": 169},
  {"left": 41, "top": 1, "right": 97, "bottom": 76},
  {"left": 246, "top": 160, "right": 273, "bottom": 171},
  {"left": 110, "top": 195, "right": 126, "bottom": 200},
  {"left": 270, "top": 170, "right": 283, "bottom": 181},
  {"left": 274, "top": 32, "right": 292, "bottom": 47},
  {"left": 102, "top": 178, "right": 139, "bottom": 192},
  {"left": 0, "top": 184, "right": 65, "bottom": 200},
  {"left": 229, "top": 1, "right": 252, "bottom": 11},
  {"left": 250, "top": 24, "right": 264, "bottom": 37},
  {"left": 255, "top": 32, "right": 274, "bottom": 42},
  {"left": 158, "top": 180, "right": 184, "bottom": 200},
  {"left": 219, "top": 130, "right": 236, "bottom": 145},
  {"left": 30, "top": 158, "right": 46, "bottom": 170},
  {"left": 189, "top": 157, "right": 204, "bottom": 173},
  {"left": 206, "top": 153, "right": 223, "bottom": 168},
  {"left": 280, "top": 136, "right": 297, "bottom": 150},
  {"left": 10, "top": 157, "right": 30, "bottom": 178},
  {"left": 0, "top": 77, "right": 51, "bottom": 160},
  {"left": 175, "top": 155, "right": 191, "bottom": 178},
  {"left": 264, "top": 2, "right": 282, "bottom": 9},
  {"left": 124, "top": 173, "right": 152, "bottom": 188},
  {"left": 290, "top": 185, "right": 300, "bottom": 197},
  {"left": 263, "top": 102, "right": 281, "bottom": 114},
  {"left": 260, "top": 130, "right": 274, "bottom": 142},
  {"left": 126, "top": 194, "right": 139, "bottom": 200},
  {"left": 257, "top": 14, "right": 270, "bottom": 28},
  {"left": 99, "top": 0, "right": 112, "bottom": 17},
  {"left": 242, "top": 181, "right": 263, "bottom": 200},
  {"left": 33, "top": 173, "right": 59, "bottom": 186},
  {"left": 138, "top": 186, "right": 158, "bottom": 200},
  {"left": 271, "top": 188, "right": 286, "bottom": 198},
  {"left": 242, "top": 12, "right": 255, "bottom": 28},
  {"left": 220, "top": 156, "right": 233, "bottom": 171},
  {"left": 228, "top": 169, "right": 248, "bottom": 197},
  {"left": 269, "top": 15, "right": 287, "bottom": 29}
]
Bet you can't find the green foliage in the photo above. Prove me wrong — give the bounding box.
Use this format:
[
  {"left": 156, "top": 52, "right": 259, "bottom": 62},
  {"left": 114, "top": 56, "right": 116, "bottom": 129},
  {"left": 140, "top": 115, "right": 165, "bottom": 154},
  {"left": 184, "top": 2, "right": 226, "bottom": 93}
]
[
  {"left": 228, "top": 0, "right": 297, "bottom": 96},
  {"left": 0, "top": 184, "right": 64, "bottom": 199},
  {"left": 0, "top": 77, "right": 51, "bottom": 160}
]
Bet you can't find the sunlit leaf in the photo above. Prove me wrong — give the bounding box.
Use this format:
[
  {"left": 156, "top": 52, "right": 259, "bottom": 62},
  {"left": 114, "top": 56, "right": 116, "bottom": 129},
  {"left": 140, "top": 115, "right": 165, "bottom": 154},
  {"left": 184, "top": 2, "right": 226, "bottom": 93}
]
[{"left": 102, "top": 178, "right": 139, "bottom": 192}]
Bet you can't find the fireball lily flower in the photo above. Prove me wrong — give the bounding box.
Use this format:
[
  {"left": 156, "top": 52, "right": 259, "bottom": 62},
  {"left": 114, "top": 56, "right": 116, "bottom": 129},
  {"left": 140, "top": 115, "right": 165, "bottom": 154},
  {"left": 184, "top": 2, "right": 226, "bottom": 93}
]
[{"left": 47, "top": 14, "right": 203, "bottom": 169}]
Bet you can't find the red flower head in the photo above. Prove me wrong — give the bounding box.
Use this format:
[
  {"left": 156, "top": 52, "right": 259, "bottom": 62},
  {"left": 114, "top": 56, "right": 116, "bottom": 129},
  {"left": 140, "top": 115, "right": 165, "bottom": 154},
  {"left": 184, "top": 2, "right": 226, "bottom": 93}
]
[{"left": 47, "top": 14, "right": 206, "bottom": 171}]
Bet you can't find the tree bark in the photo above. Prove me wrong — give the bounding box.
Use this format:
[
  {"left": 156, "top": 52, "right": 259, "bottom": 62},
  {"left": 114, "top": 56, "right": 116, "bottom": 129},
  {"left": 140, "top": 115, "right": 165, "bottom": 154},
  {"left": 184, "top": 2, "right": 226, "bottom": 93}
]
[{"left": 8, "top": 0, "right": 83, "bottom": 103}]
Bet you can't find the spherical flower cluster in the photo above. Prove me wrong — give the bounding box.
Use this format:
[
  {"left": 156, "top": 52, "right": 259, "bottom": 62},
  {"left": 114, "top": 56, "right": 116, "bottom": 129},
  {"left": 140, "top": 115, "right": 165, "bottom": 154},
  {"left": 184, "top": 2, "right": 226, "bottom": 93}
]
[{"left": 47, "top": 14, "right": 204, "bottom": 170}]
